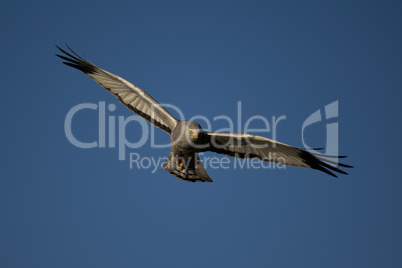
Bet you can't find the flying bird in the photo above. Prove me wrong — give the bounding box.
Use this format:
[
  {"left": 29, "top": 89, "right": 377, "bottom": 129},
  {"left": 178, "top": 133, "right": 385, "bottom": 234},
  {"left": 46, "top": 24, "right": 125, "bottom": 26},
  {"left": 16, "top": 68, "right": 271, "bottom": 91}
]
[{"left": 56, "top": 45, "right": 352, "bottom": 182}]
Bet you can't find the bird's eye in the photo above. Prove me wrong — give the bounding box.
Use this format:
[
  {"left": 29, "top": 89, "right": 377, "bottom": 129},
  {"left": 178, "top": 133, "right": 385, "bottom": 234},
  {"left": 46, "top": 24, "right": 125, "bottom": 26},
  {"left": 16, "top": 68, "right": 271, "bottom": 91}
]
[{"left": 189, "top": 130, "right": 193, "bottom": 134}]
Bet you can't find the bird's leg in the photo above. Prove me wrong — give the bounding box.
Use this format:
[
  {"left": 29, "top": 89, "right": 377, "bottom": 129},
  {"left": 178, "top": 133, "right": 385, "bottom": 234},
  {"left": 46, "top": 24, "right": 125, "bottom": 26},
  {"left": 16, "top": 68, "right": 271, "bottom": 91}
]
[
  {"left": 176, "top": 159, "right": 184, "bottom": 171},
  {"left": 179, "top": 162, "right": 184, "bottom": 171}
]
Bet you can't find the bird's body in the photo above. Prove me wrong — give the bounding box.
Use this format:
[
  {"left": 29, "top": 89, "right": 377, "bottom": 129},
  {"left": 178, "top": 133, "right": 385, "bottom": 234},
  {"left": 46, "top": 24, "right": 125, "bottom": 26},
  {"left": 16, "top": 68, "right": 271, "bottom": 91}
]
[
  {"left": 164, "top": 120, "right": 211, "bottom": 182},
  {"left": 56, "top": 45, "right": 352, "bottom": 182}
]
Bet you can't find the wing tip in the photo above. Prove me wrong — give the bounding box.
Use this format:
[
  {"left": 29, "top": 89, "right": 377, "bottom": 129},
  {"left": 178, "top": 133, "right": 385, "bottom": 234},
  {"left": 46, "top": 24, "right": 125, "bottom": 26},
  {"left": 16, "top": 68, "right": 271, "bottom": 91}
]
[
  {"left": 316, "top": 159, "right": 351, "bottom": 178},
  {"left": 300, "top": 150, "right": 352, "bottom": 178},
  {"left": 55, "top": 44, "right": 96, "bottom": 74}
]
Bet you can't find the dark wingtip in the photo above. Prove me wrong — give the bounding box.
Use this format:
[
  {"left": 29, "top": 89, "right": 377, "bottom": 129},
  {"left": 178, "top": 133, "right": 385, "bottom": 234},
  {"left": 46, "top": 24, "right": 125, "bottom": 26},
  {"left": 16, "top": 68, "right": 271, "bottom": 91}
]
[
  {"left": 64, "top": 43, "right": 84, "bottom": 60},
  {"left": 62, "top": 62, "right": 80, "bottom": 69},
  {"left": 300, "top": 150, "right": 352, "bottom": 178},
  {"left": 316, "top": 165, "right": 338, "bottom": 178},
  {"left": 55, "top": 44, "right": 96, "bottom": 74},
  {"left": 312, "top": 152, "right": 348, "bottom": 159},
  {"left": 339, "top": 163, "right": 353, "bottom": 168},
  {"left": 315, "top": 157, "right": 354, "bottom": 169}
]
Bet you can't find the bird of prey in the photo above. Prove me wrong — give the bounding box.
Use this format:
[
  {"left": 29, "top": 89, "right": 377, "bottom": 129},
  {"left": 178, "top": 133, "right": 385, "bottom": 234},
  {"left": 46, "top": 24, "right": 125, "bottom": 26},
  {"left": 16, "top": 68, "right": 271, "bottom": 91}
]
[{"left": 56, "top": 45, "right": 352, "bottom": 182}]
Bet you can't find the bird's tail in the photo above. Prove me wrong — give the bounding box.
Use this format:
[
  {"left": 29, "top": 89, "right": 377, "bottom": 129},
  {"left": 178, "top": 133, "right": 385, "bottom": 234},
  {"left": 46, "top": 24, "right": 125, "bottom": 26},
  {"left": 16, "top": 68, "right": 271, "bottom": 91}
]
[{"left": 163, "top": 153, "right": 213, "bottom": 182}]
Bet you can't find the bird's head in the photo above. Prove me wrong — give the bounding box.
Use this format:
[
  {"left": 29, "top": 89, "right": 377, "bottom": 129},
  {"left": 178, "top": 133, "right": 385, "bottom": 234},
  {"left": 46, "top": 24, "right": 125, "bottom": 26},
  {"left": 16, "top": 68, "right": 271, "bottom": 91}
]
[
  {"left": 171, "top": 120, "right": 206, "bottom": 149},
  {"left": 184, "top": 121, "right": 204, "bottom": 142}
]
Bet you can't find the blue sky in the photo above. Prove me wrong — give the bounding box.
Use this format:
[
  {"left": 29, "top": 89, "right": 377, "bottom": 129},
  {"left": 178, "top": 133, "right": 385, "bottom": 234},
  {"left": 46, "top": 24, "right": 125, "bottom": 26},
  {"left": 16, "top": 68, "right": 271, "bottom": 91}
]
[{"left": 1, "top": 0, "right": 401, "bottom": 267}]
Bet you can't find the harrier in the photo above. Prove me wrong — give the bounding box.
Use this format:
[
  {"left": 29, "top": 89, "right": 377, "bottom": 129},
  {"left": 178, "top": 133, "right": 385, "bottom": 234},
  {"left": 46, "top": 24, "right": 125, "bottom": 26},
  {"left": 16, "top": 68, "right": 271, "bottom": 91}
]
[{"left": 56, "top": 45, "right": 352, "bottom": 182}]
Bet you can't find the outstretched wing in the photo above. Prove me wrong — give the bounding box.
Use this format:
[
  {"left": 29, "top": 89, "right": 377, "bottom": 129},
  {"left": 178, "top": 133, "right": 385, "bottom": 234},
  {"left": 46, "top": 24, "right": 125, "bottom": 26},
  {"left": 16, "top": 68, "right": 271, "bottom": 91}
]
[
  {"left": 200, "top": 132, "right": 353, "bottom": 178},
  {"left": 56, "top": 45, "right": 178, "bottom": 134}
]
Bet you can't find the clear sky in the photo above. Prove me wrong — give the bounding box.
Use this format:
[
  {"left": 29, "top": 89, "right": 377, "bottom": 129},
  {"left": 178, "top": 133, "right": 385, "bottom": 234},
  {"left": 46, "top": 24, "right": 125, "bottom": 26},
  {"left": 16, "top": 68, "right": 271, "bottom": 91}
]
[{"left": 1, "top": 0, "right": 401, "bottom": 267}]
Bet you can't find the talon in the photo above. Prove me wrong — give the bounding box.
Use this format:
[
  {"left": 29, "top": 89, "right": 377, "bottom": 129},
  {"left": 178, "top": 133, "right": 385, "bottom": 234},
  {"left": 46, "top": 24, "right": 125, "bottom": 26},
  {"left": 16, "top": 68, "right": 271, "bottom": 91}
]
[{"left": 179, "top": 162, "right": 184, "bottom": 171}]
